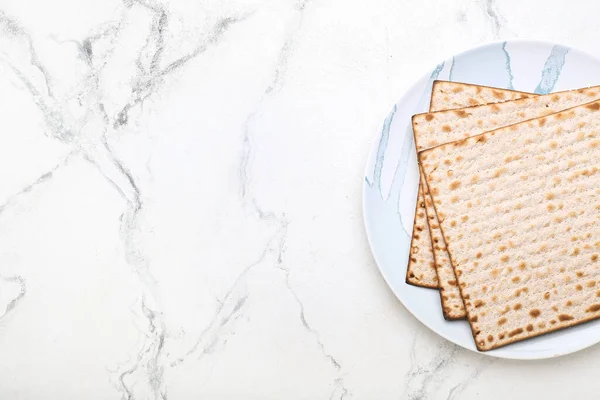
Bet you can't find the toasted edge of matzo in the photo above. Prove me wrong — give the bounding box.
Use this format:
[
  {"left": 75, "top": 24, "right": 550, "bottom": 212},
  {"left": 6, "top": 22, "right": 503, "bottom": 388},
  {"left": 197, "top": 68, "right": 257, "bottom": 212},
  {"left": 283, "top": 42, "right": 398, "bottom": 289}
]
[{"left": 406, "top": 179, "right": 438, "bottom": 288}]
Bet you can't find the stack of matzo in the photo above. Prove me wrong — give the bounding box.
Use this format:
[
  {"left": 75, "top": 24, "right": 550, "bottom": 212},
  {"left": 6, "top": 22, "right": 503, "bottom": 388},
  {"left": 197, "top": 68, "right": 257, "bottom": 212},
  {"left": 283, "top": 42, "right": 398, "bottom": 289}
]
[
  {"left": 406, "top": 80, "right": 600, "bottom": 350},
  {"left": 407, "top": 82, "right": 534, "bottom": 289}
]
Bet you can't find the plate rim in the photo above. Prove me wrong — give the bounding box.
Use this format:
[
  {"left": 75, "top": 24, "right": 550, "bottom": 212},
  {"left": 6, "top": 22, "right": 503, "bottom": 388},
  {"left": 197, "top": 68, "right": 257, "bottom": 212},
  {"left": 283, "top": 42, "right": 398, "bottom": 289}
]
[{"left": 362, "top": 38, "right": 600, "bottom": 360}]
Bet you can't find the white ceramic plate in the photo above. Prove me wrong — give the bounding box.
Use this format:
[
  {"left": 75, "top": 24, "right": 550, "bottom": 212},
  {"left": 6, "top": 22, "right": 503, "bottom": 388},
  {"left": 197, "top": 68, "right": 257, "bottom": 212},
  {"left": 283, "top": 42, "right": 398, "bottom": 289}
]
[{"left": 363, "top": 40, "right": 600, "bottom": 359}]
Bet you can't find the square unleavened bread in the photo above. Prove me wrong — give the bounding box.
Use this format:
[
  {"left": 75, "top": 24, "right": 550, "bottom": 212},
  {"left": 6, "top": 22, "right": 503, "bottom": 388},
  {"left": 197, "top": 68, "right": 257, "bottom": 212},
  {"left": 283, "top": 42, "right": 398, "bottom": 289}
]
[
  {"left": 429, "top": 81, "right": 533, "bottom": 112},
  {"left": 420, "top": 99, "right": 600, "bottom": 351},
  {"left": 414, "top": 86, "right": 600, "bottom": 319},
  {"left": 406, "top": 81, "right": 533, "bottom": 288}
]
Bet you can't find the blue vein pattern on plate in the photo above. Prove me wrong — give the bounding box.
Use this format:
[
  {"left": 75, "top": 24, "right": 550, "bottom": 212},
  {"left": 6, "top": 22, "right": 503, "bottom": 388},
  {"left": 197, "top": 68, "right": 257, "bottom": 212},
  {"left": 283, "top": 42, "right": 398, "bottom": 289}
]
[
  {"left": 501, "top": 42, "right": 515, "bottom": 90},
  {"left": 535, "top": 45, "right": 569, "bottom": 94},
  {"left": 364, "top": 62, "right": 444, "bottom": 279}
]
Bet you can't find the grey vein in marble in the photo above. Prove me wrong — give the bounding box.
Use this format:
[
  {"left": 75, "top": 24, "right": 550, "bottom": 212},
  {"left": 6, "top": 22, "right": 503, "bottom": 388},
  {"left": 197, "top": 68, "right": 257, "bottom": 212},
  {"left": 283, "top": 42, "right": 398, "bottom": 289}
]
[
  {"left": 235, "top": 1, "right": 351, "bottom": 397},
  {"left": 115, "top": 192, "right": 166, "bottom": 399},
  {"left": 446, "top": 357, "right": 495, "bottom": 400},
  {"left": 265, "top": 0, "right": 312, "bottom": 94},
  {"left": 0, "top": 6, "right": 169, "bottom": 398},
  {"left": 240, "top": 0, "right": 312, "bottom": 199},
  {"left": 117, "top": 297, "right": 167, "bottom": 400},
  {"left": 99, "top": 2, "right": 305, "bottom": 396},
  {"left": 169, "top": 202, "right": 283, "bottom": 368},
  {"left": 0, "top": 11, "right": 53, "bottom": 98},
  {"left": 275, "top": 216, "right": 351, "bottom": 399},
  {"left": 114, "top": 10, "right": 251, "bottom": 129},
  {"left": 401, "top": 333, "right": 459, "bottom": 400},
  {"left": 481, "top": 0, "right": 502, "bottom": 38},
  {"left": 75, "top": 17, "right": 125, "bottom": 69},
  {"left": 171, "top": 220, "right": 283, "bottom": 367},
  {"left": 239, "top": 119, "right": 254, "bottom": 200},
  {"left": 0, "top": 154, "right": 73, "bottom": 216},
  {"left": 0, "top": 275, "right": 26, "bottom": 320}
]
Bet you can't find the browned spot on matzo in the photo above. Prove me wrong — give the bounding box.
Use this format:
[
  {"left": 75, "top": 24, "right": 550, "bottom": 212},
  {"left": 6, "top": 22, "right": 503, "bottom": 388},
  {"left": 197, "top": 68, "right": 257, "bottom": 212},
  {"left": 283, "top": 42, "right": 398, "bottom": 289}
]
[
  {"left": 558, "top": 314, "right": 574, "bottom": 321},
  {"left": 492, "top": 90, "right": 506, "bottom": 100},
  {"left": 586, "top": 304, "right": 600, "bottom": 312},
  {"left": 586, "top": 102, "right": 600, "bottom": 110},
  {"left": 508, "top": 328, "right": 523, "bottom": 337},
  {"left": 449, "top": 181, "right": 461, "bottom": 190}
]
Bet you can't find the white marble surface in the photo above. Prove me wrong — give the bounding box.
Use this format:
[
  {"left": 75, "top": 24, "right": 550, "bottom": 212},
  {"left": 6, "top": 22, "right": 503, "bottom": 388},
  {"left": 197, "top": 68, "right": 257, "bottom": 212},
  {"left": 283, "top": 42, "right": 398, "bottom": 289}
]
[{"left": 1, "top": 0, "right": 600, "bottom": 399}]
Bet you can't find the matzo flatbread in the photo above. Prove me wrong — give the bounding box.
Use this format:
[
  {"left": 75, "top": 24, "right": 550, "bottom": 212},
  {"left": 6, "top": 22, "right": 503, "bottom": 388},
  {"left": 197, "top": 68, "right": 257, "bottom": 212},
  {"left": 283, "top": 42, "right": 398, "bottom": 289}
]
[
  {"left": 420, "top": 99, "right": 600, "bottom": 350},
  {"left": 406, "top": 82, "right": 530, "bottom": 288},
  {"left": 429, "top": 81, "right": 533, "bottom": 112},
  {"left": 414, "top": 86, "right": 600, "bottom": 319}
]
